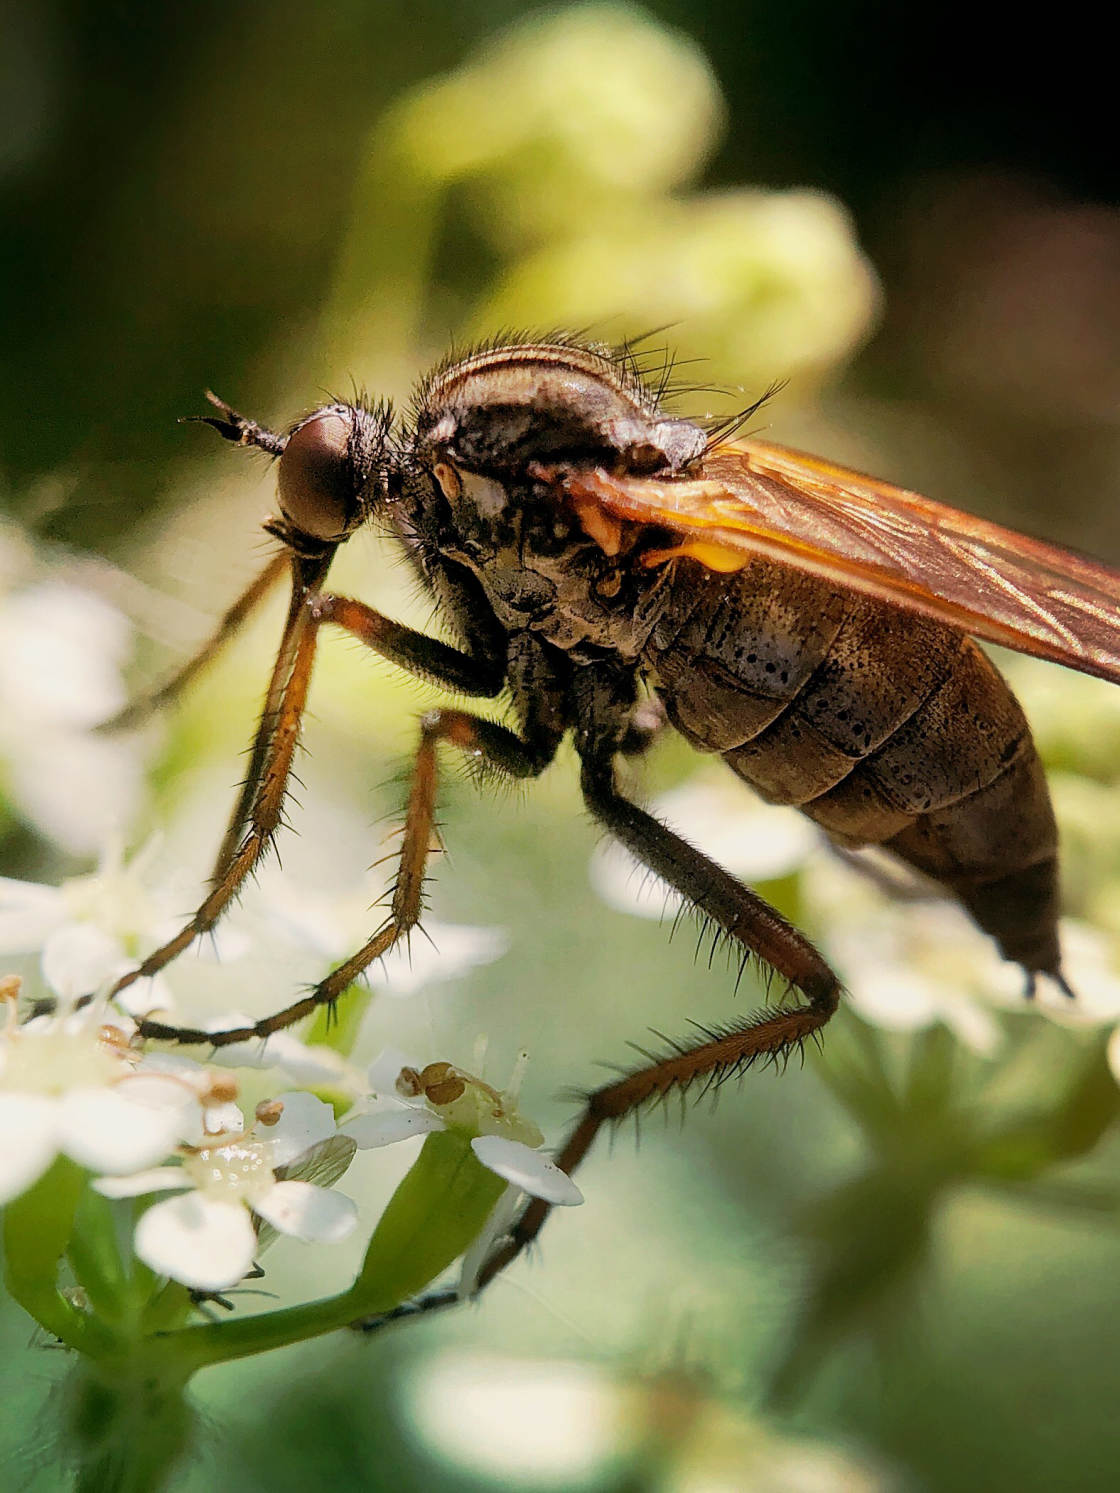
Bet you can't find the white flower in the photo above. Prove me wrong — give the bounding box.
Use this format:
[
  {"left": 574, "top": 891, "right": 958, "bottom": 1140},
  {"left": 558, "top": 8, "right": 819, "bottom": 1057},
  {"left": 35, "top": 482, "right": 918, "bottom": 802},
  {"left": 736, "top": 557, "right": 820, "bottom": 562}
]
[
  {"left": 0, "top": 989, "right": 202, "bottom": 1204},
  {"left": 807, "top": 857, "right": 1009, "bottom": 1055},
  {"left": 806, "top": 854, "right": 1120, "bottom": 1053},
  {"left": 0, "top": 564, "right": 145, "bottom": 854},
  {"left": 346, "top": 1047, "right": 582, "bottom": 1208},
  {"left": 199, "top": 1017, "right": 367, "bottom": 1089},
  {"left": 591, "top": 773, "right": 817, "bottom": 920},
  {"left": 404, "top": 1350, "right": 894, "bottom": 1490},
  {"left": 94, "top": 1091, "right": 358, "bottom": 1292},
  {"left": 257, "top": 873, "right": 509, "bottom": 999},
  {"left": 0, "top": 838, "right": 250, "bottom": 1018}
]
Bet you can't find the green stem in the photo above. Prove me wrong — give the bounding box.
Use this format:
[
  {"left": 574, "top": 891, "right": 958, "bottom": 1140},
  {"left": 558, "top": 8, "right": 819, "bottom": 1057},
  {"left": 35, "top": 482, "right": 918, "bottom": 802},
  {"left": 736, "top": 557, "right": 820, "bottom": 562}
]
[
  {"left": 152, "top": 1130, "right": 505, "bottom": 1374},
  {"left": 67, "top": 1185, "right": 131, "bottom": 1325},
  {"left": 64, "top": 1358, "right": 194, "bottom": 1493}
]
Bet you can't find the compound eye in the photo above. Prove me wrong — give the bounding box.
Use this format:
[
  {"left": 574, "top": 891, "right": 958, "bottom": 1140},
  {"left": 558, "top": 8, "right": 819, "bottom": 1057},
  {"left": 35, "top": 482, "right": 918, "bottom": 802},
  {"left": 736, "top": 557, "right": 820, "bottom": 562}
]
[{"left": 276, "top": 409, "right": 356, "bottom": 542}]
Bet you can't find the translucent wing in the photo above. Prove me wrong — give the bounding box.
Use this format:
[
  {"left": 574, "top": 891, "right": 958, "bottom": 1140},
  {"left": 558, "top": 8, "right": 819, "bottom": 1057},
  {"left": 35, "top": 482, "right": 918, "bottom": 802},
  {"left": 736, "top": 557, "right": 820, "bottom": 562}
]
[{"left": 562, "top": 439, "right": 1120, "bottom": 685}]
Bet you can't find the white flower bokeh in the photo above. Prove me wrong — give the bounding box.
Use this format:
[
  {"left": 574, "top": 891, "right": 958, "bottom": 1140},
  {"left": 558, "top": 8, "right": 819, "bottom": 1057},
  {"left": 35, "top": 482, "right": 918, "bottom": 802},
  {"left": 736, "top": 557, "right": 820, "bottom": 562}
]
[
  {"left": 590, "top": 773, "right": 816, "bottom": 920},
  {"left": 0, "top": 837, "right": 253, "bottom": 1019},
  {"left": 0, "top": 564, "right": 145, "bottom": 855},
  {"left": 592, "top": 767, "right": 1120, "bottom": 1061}
]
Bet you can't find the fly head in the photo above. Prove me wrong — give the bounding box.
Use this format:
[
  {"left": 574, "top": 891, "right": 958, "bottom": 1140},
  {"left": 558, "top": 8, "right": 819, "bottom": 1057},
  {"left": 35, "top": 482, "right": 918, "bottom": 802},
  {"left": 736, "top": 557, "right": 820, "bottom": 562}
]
[{"left": 269, "top": 399, "right": 397, "bottom": 553}]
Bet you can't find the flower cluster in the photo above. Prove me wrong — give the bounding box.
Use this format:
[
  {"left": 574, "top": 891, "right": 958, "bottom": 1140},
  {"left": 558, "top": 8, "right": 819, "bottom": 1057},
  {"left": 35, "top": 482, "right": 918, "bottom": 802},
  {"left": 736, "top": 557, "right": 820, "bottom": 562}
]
[
  {"left": 0, "top": 984, "right": 201, "bottom": 1205},
  {"left": 95, "top": 1090, "right": 358, "bottom": 1292}
]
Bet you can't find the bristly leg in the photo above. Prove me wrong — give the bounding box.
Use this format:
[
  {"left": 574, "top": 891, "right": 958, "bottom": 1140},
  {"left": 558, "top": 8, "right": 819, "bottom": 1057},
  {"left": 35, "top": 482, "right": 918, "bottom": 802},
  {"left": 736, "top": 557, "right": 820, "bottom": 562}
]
[
  {"left": 207, "top": 552, "right": 333, "bottom": 885},
  {"left": 98, "top": 551, "right": 291, "bottom": 734},
  {"left": 109, "top": 555, "right": 331, "bottom": 1016},
  {"left": 353, "top": 735, "right": 841, "bottom": 1333},
  {"left": 120, "top": 601, "right": 554, "bottom": 1045}
]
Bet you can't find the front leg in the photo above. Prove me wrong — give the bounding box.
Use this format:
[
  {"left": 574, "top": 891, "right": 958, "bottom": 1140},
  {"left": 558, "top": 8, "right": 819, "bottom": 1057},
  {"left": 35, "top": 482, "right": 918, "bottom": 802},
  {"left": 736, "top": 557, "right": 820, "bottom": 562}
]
[{"left": 113, "top": 595, "right": 510, "bottom": 1039}]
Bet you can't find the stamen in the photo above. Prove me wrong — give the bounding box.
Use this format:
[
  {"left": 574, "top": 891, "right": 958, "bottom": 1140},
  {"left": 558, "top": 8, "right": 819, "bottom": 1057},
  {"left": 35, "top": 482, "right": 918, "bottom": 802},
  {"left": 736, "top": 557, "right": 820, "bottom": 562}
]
[{"left": 255, "top": 1098, "right": 285, "bottom": 1126}]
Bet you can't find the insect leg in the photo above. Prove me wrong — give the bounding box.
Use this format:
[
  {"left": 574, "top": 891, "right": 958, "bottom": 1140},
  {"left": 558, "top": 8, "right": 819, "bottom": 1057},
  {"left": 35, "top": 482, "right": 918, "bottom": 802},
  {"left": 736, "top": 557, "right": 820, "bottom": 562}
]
[
  {"left": 207, "top": 583, "right": 507, "bottom": 888},
  {"left": 99, "top": 553, "right": 291, "bottom": 733},
  {"left": 136, "top": 703, "right": 560, "bottom": 1044},
  {"left": 205, "top": 556, "right": 323, "bottom": 884},
  {"left": 115, "top": 592, "right": 518, "bottom": 1041},
  {"left": 109, "top": 567, "right": 326, "bottom": 1018},
  {"left": 355, "top": 742, "right": 842, "bottom": 1333}
]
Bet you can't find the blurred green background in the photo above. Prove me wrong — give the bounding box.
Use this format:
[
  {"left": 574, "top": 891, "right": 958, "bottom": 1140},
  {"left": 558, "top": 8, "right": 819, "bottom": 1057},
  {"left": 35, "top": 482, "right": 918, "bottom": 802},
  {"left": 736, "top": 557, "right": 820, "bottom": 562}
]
[{"left": 4, "top": 3, "right": 1120, "bottom": 1490}]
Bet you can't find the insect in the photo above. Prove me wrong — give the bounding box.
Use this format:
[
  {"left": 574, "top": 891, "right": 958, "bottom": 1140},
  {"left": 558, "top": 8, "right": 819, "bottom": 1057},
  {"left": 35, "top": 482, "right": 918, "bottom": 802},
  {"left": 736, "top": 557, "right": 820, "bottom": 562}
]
[{"left": 108, "top": 335, "right": 1120, "bottom": 1304}]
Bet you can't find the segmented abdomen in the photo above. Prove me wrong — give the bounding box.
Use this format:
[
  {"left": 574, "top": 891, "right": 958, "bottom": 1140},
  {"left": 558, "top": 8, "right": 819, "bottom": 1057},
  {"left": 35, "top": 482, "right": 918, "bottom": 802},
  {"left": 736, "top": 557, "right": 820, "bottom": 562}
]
[{"left": 643, "top": 558, "right": 1060, "bottom": 973}]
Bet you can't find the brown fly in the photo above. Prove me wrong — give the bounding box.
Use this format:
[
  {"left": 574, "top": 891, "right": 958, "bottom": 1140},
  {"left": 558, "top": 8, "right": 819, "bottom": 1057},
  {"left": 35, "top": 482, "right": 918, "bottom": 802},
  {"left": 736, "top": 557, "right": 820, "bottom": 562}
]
[{"left": 105, "top": 336, "right": 1120, "bottom": 1307}]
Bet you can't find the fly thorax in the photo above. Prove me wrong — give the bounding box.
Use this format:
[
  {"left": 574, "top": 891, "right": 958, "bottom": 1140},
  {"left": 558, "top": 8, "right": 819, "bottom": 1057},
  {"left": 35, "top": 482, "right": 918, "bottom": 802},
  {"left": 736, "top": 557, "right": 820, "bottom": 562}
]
[
  {"left": 404, "top": 339, "right": 708, "bottom": 653},
  {"left": 426, "top": 462, "right": 664, "bottom": 656}
]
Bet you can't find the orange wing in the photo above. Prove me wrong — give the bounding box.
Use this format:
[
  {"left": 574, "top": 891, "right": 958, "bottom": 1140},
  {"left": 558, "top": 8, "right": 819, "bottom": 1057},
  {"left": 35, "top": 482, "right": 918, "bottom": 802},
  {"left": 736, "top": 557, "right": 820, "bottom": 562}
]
[{"left": 560, "top": 439, "right": 1120, "bottom": 686}]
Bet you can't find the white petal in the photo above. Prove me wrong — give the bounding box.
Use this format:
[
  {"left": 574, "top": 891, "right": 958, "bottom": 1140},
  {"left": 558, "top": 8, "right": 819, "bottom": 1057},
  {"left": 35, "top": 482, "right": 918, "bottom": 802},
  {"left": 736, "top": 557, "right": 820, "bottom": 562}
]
[
  {"left": 458, "top": 1184, "right": 523, "bottom": 1297},
  {"left": 589, "top": 838, "right": 684, "bottom": 920},
  {"left": 345, "top": 1108, "right": 446, "bottom": 1148},
  {"left": 266, "top": 1038, "right": 362, "bottom": 1088},
  {"left": 204, "top": 1101, "right": 245, "bottom": 1136},
  {"left": 0, "top": 583, "right": 129, "bottom": 727},
  {"left": 1042, "top": 921, "right": 1120, "bottom": 1024},
  {"left": 197, "top": 923, "right": 253, "bottom": 964},
  {"left": 93, "top": 1167, "right": 193, "bottom": 1198},
  {"left": 57, "top": 1083, "right": 192, "bottom": 1174},
  {"left": 842, "top": 970, "right": 940, "bottom": 1032},
  {"left": 254, "top": 1179, "right": 357, "bottom": 1242},
  {"left": 136, "top": 1052, "right": 211, "bottom": 1086},
  {"left": 112, "top": 972, "right": 176, "bottom": 1020},
  {"left": 114, "top": 1072, "right": 201, "bottom": 1120},
  {"left": 252, "top": 880, "right": 348, "bottom": 959},
  {"left": 265, "top": 1092, "right": 338, "bottom": 1168},
  {"left": 42, "top": 923, "right": 123, "bottom": 1001},
  {"left": 0, "top": 1092, "right": 59, "bottom": 1204},
  {"left": 366, "top": 1046, "right": 426, "bottom": 1098},
  {"left": 134, "top": 1192, "right": 257, "bottom": 1291},
  {"left": 376, "top": 920, "right": 509, "bottom": 998},
  {"left": 215, "top": 1031, "right": 355, "bottom": 1087},
  {"left": 8, "top": 731, "right": 143, "bottom": 858},
  {"left": 654, "top": 778, "right": 817, "bottom": 881},
  {"left": 470, "top": 1136, "right": 583, "bottom": 1205},
  {"left": 938, "top": 997, "right": 1004, "bottom": 1057},
  {"left": 0, "top": 877, "right": 64, "bottom": 954}
]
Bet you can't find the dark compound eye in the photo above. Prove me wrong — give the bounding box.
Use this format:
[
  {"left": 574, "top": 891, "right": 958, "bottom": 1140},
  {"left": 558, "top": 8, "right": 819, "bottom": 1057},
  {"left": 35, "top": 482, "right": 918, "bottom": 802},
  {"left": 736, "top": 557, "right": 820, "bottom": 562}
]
[{"left": 276, "top": 408, "right": 357, "bottom": 542}]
